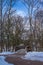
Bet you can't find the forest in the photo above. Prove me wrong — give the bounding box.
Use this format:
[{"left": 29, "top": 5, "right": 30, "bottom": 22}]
[{"left": 0, "top": 0, "right": 43, "bottom": 52}]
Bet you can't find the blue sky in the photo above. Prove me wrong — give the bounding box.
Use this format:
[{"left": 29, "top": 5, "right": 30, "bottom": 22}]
[
  {"left": 14, "top": 1, "right": 28, "bottom": 17},
  {"left": 3, "top": 0, "right": 28, "bottom": 17},
  {"left": 3, "top": 0, "right": 43, "bottom": 17},
  {"left": 13, "top": 0, "right": 43, "bottom": 17}
]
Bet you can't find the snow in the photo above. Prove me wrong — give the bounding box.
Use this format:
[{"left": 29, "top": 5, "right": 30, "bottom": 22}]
[
  {"left": 22, "top": 52, "right": 43, "bottom": 62},
  {"left": 0, "top": 56, "right": 13, "bottom": 65},
  {"left": 16, "top": 49, "right": 27, "bottom": 54},
  {"left": 0, "top": 51, "right": 15, "bottom": 55},
  {"left": 0, "top": 51, "right": 15, "bottom": 65}
]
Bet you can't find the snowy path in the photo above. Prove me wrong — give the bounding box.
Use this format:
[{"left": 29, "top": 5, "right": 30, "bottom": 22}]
[
  {"left": 0, "top": 56, "right": 13, "bottom": 65},
  {"left": 0, "top": 52, "right": 15, "bottom": 65},
  {"left": 22, "top": 52, "right": 43, "bottom": 62}
]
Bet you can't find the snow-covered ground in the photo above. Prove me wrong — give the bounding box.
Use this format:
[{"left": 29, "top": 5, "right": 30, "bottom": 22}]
[
  {"left": 0, "top": 51, "right": 43, "bottom": 65},
  {"left": 0, "top": 51, "right": 15, "bottom": 55},
  {"left": 16, "top": 49, "right": 27, "bottom": 54},
  {"left": 0, "top": 56, "right": 13, "bottom": 65},
  {"left": 0, "top": 52, "right": 15, "bottom": 65},
  {"left": 22, "top": 52, "right": 43, "bottom": 62}
]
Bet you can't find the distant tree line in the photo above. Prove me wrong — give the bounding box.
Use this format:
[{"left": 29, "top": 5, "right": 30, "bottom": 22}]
[{"left": 0, "top": 0, "right": 43, "bottom": 52}]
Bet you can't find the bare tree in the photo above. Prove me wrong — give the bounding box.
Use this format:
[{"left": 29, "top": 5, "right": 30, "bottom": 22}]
[
  {"left": 0, "top": 0, "right": 6, "bottom": 52},
  {"left": 14, "top": 16, "right": 24, "bottom": 46},
  {"left": 4, "top": 0, "right": 16, "bottom": 51},
  {"left": 35, "top": 10, "right": 43, "bottom": 51},
  {"left": 0, "top": 0, "right": 16, "bottom": 51},
  {"left": 21, "top": 0, "right": 40, "bottom": 50}
]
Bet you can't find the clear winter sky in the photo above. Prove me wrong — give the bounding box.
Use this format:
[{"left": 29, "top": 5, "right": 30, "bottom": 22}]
[
  {"left": 14, "top": 1, "right": 28, "bottom": 17},
  {"left": 3, "top": 0, "right": 43, "bottom": 17},
  {"left": 13, "top": 0, "right": 43, "bottom": 17}
]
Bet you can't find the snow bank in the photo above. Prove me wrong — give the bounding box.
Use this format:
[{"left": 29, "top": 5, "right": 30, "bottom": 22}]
[
  {"left": 16, "top": 49, "right": 27, "bottom": 54},
  {"left": 23, "top": 52, "right": 43, "bottom": 62},
  {"left": 0, "top": 56, "right": 13, "bottom": 65},
  {"left": 0, "top": 51, "right": 15, "bottom": 55}
]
